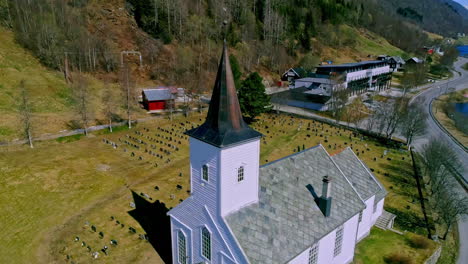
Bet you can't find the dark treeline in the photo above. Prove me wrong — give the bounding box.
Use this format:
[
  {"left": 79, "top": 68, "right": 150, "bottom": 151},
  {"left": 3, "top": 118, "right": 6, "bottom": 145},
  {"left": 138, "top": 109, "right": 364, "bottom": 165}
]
[
  {"left": 127, "top": 0, "right": 432, "bottom": 55},
  {"left": 6, "top": 0, "right": 118, "bottom": 72},
  {"left": 0, "top": 0, "right": 457, "bottom": 80}
]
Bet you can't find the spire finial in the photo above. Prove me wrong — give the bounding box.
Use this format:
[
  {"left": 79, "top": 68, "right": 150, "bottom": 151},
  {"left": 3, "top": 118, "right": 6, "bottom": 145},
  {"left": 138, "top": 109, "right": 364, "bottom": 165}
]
[
  {"left": 184, "top": 32, "right": 263, "bottom": 148},
  {"left": 222, "top": 7, "right": 228, "bottom": 41}
]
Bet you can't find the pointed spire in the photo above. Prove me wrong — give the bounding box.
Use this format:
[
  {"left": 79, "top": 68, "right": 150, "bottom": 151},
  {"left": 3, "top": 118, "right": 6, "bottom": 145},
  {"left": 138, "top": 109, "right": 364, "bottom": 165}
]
[{"left": 186, "top": 42, "right": 262, "bottom": 148}]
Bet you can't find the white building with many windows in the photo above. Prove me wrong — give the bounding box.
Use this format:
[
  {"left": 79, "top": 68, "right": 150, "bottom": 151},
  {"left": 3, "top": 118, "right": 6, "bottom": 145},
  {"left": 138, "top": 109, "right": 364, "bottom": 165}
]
[{"left": 167, "top": 42, "right": 387, "bottom": 264}]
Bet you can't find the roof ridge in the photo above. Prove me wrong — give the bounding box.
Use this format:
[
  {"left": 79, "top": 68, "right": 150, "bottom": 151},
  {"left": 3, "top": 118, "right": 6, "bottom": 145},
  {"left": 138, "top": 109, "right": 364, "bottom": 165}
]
[
  {"left": 260, "top": 144, "right": 322, "bottom": 168},
  {"left": 346, "top": 147, "right": 386, "bottom": 193},
  {"left": 323, "top": 145, "right": 366, "bottom": 204}
]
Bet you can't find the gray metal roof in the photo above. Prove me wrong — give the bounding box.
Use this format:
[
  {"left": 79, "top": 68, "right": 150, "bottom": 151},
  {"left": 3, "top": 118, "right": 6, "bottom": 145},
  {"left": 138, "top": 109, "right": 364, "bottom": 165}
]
[
  {"left": 316, "top": 60, "right": 384, "bottom": 69},
  {"left": 407, "top": 57, "right": 424, "bottom": 64},
  {"left": 304, "top": 87, "right": 330, "bottom": 96},
  {"left": 296, "top": 77, "right": 337, "bottom": 84},
  {"left": 332, "top": 148, "right": 384, "bottom": 200},
  {"left": 390, "top": 56, "right": 405, "bottom": 65},
  {"left": 226, "top": 145, "right": 366, "bottom": 264},
  {"left": 142, "top": 89, "right": 175, "bottom": 101}
]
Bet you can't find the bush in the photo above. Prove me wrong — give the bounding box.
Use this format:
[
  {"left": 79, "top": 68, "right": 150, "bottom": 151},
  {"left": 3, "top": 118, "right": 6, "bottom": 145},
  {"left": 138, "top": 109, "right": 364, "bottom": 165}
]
[
  {"left": 384, "top": 252, "right": 413, "bottom": 264},
  {"left": 408, "top": 235, "right": 431, "bottom": 249}
]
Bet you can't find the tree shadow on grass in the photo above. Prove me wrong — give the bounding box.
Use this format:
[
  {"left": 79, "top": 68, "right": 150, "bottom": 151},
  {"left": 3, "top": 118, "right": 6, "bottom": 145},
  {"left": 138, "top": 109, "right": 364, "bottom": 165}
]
[
  {"left": 128, "top": 190, "right": 172, "bottom": 263},
  {"left": 378, "top": 162, "right": 419, "bottom": 199}
]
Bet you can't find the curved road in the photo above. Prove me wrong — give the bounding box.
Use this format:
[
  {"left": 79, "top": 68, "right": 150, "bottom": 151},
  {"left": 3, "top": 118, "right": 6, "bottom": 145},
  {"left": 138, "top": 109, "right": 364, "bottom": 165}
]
[{"left": 411, "top": 57, "right": 468, "bottom": 264}]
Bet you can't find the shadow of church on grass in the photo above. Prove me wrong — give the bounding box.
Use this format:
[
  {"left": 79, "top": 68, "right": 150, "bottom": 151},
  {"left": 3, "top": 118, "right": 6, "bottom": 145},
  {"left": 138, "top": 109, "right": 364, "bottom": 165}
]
[{"left": 128, "top": 190, "right": 172, "bottom": 263}]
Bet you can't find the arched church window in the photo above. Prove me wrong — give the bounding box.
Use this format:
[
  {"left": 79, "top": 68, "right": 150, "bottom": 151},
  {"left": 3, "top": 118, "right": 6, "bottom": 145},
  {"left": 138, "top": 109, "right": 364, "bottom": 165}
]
[
  {"left": 202, "top": 165, "right": 209, "bottom": 182},
  {"left": 201, "top": 227, "right": 211, "bottom": 260},
  {"left": 178, "top": 231, "right": 186, "bottom": 264}
]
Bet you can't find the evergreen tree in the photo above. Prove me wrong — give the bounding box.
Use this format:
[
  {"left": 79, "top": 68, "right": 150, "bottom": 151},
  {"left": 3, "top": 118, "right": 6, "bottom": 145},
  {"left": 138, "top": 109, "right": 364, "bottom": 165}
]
[
  {"left": 238, "top": 72, "right": 271, "bottom": 121},
  {"left": 229, "top": 54, "right": 242, "bottom": 89}
]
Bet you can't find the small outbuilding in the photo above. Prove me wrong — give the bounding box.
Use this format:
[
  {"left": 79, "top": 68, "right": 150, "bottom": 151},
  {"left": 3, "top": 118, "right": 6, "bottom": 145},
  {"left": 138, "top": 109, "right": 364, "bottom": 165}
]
[
  {"left": 281, "top": 67, "right": 309, "bottom": 82},
  {"left": 406, "top": 57, "right": 424, "bottom": 65},
  {"left": 142, "top": 88, "right": 175, "bottom": 111}
]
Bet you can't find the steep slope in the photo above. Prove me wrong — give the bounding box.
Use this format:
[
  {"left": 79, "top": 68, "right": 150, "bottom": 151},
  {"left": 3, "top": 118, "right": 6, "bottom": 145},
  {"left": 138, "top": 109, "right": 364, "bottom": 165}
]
[
  {"left": 378, "top": 0, "right": 468, "bottom": 37},
  {"left": 0, "top": 27, "right": 72, "bottom": 141},
  {"left": 0, "top": 26, "right": 134, "bottom": 142}
]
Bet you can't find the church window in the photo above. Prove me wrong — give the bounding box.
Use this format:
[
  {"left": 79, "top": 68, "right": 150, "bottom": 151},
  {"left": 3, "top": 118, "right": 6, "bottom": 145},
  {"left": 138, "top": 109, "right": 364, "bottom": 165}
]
[
  {"left": 333, "top": 226, "right": 344, "bottom": 257},
  {"left": 202, "top": 165, "right": 209, "bottom": 182},
  {"left": 178, "top": 231, "right": 186, "bottom": 264},
  {"left": 201, "top": 227, "right": 211, "bottom": 260},
  {"left": 308, "top": 243, "right": 319, "bottom": 264},
  {"left": 237, "top": 166, "right": 244, "bottom": 182}
]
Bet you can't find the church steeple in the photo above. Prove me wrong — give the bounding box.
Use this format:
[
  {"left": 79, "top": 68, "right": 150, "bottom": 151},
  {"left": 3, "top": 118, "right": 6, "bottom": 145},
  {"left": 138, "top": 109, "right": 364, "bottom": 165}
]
[{"left": 186, "top": 42, "right": 262, "bottom": 148}]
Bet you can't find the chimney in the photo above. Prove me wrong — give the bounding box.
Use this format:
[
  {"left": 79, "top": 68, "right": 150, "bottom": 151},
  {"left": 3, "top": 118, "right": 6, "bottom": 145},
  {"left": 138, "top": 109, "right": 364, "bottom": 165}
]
[
  {"left": 321, "top": 175, "right": 331, "bottom": 199},
  {"left": 319, "top": 176, "right": 332, "bottom": 217}
]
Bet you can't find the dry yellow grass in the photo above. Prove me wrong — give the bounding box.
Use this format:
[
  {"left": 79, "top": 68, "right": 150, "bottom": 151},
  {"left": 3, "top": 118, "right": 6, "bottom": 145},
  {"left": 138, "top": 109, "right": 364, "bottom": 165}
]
[
  {"left": 0, "top": 27, "right": 151, "bottom": 142},
  {"left": 1, "top": 111, "right": 428, "bottom": 263}
]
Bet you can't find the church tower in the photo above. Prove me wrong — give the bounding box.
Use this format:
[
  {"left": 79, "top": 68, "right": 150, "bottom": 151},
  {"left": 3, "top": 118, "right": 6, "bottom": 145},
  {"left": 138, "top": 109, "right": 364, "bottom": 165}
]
[{"left": 186, "top": 42, "right": 263, "bottom": 217}]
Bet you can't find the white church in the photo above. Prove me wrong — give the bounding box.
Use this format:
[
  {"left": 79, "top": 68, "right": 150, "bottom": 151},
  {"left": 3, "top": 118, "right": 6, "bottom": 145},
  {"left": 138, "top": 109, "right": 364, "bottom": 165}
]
[{"left": 167, "top": 42, "right": 387, "bottom": 264}]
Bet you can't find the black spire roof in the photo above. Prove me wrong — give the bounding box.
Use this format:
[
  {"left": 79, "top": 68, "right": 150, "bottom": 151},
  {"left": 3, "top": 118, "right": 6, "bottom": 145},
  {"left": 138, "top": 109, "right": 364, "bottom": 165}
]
[{"left": 186, "top": 42, "right": 262, "bottom": 148}]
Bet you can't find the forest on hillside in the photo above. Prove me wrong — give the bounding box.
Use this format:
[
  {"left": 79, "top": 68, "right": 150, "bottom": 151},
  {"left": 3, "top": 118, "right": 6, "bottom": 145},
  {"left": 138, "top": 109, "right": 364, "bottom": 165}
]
[
  {"left": 0, "top": 0, "right": 460, "bottom": 91},
  {"left": 380, "top": 0, "right": 468, "bottom": 37}
]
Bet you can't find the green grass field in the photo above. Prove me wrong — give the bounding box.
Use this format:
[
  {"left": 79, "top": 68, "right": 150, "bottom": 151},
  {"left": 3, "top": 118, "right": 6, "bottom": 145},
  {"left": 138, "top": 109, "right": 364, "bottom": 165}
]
[
  {"left": 0, "top": 111, "right": 436, "bottom": 263},
  {"left": 354, "top": 228, "right": 437, "bottom": 264}
]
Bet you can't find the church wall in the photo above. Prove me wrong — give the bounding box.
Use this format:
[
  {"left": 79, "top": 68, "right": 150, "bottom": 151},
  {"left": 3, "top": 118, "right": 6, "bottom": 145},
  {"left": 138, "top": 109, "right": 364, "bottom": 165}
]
[
  {"left": 189, "top": 137, "right": 220, "bottom": 215},
  {"left": 170, "top": 217, "right": 193, "bottom": 264},
  {"left": 219, "top": 139, "right": 261, "bottom": 217},
  {"left": 356, "top": 196, "right": 375, "bottom": 241},
  {"left": 331, "top": 214, "right": 359, "bottom": 264},
  {"left": 288, "top": 214, "right": 359, "bottom": 264},
  {"left": 168, "top": 137, "right": 250, "bottom": 264},
  {"left": 371, "top": 198, "right": 385, "bottom": 225}
]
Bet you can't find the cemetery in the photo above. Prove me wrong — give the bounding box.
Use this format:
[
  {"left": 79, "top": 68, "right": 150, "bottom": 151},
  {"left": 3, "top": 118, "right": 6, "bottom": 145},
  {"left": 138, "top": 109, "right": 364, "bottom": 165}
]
[{"left": 0, "top": 111, "right": 433, "bottom": 263}]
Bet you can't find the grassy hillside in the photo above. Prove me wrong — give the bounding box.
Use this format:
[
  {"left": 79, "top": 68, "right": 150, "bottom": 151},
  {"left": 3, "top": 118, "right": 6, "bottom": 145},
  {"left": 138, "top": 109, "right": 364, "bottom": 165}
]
[
  {"left": 316, "top": 26, "right": 407, "bottom": 64},
  {"left": 0, "top": 11, "right": 409, "bottom": 144},
  {"left": 0, "top": 27, "right": 72, "bottom": 140},
  {"left": 0, "top": 27, "right": 145, "bottom": 143}
]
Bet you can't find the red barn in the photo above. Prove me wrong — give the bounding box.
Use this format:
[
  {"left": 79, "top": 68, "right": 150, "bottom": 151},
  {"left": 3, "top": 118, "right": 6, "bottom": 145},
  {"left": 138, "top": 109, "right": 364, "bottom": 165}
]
[{"left": 142, "top": 89, "right": 175, "bottom": 111}]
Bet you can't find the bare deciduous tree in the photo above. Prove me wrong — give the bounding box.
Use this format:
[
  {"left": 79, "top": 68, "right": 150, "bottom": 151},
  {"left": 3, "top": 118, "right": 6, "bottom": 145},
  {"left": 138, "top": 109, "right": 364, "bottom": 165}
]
[
  {"left": 18, "top": 80, "right": 34, "bottom": 148},
  {"left": 73, "top": 74, "right": 92, "bottom": 136},
  {"left": 400, "top": 100, "right": 427, "bottom": 147},
  {"left": 329, "top": 84, "right": 348, "bottom": 123},
  {"left": 121, "top": 64, "right": 136, "bottom": 129},
  {"left": 434, "top": 188, "right": 468, "bottom": 240},
  {"left": 420, "top": 139, "right": 462, "bottom": 190},
  {"left": 102, "top": 84, "right": 116, "bottom": 133},
  {"left": 375, "top": 96, "right": 409, "bottom": 139}
]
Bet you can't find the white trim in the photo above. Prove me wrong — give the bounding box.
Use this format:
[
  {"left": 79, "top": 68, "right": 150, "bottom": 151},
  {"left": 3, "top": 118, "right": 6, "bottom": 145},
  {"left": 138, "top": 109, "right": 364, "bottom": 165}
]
[
  {"left": 200, "top": 225, "right": 212, "bottom": 262},
  {"left": 177, "top": 229, "right": 188, "bottom": 264},
  {"left": 218, "top": 216, "right": 251, "bottom": 264},
  {"left": 170, "top": 216, "right": 193, "bottom": 264},
  {"left": 333, "top": 225, "right": 344, "bottom": 257},
  {"left": 202, "top": 206, "right": 237, "bottom": 263},
  {"left": 202, "top": 164, "right": 209, "bottom": 183}
]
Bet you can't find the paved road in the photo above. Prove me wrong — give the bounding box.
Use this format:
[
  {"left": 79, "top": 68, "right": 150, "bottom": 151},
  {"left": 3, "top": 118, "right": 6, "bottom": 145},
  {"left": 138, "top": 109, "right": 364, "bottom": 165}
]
[
  {"left": 410, "top": 57, "right": 468, "bottom": 264},
  {"left": 411, "top": 58, "right": 468, "bottom": 175},
  {"left": 274, "top": 58, "right": 468, "bottom": 263}
]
